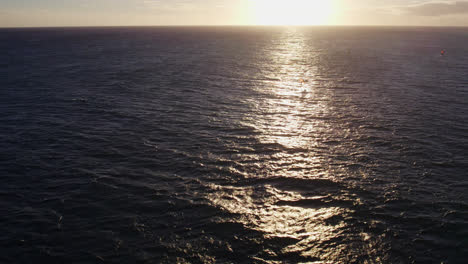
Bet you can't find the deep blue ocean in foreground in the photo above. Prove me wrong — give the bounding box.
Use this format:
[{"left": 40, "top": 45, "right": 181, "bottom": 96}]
[{"left": 1, "top": 26, "right": 467, "bottom": 263}]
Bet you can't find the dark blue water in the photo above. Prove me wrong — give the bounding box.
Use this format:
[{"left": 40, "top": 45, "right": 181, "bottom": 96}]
[{"left": 1, "top": 26, "right": 468, "bottom": 263}]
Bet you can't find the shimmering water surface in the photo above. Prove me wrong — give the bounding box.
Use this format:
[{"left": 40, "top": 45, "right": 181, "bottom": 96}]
[{"left": 1, "top": 26, "right": 468, "bottom": 263}]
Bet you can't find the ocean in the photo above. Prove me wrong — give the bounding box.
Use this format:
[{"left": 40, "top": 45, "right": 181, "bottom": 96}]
[{"left": 0, "top": 26, "right": 467, "bottom": 263}]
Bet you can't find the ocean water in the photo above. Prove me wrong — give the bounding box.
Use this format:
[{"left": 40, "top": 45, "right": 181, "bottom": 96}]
[{"left": 1, "top": 26, "right": 467, "bottom": 263}]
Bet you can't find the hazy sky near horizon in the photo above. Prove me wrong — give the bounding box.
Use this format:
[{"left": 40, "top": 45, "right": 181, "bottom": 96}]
[{"left": 1, "top": 0, "right": 468, "bottom": 27}]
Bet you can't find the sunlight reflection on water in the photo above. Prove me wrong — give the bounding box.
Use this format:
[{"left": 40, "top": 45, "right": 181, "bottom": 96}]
[
  {"left": 204, "top": 28, "right": 355, "bottom": 261},
  {"left": 256, "top": 29, "right": 329, "bottom": 150},
  {"left": 206, "top": 183, "right": 352, "bottom": 260}
]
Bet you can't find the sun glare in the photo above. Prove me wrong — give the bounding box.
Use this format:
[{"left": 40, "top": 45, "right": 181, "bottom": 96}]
[{"left": 251, "top": 0, "right": 334, "bottom": 25}]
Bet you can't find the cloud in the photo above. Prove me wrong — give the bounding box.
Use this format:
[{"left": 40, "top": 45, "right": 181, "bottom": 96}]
[
  {"left": 141, "top": 0, "right": 193, "bottom": 12},
  {"left": 142, "top": 0, "right": 220, "bottom": 11},
  {"left": 141, "top": 0, "right": 230, "bottom": 11},
  {"left": 404, "top": 1, "right": 468, "bottom": 16}
]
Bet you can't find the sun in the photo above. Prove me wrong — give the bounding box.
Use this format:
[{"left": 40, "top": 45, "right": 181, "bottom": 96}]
[{"left": 251, "top": 0, "right": 334, "bottom": 25}]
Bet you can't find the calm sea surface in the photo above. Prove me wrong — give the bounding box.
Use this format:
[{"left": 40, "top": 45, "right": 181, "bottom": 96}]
[{"left": 1, "top": 26, "right": 467, "bottom": 263}]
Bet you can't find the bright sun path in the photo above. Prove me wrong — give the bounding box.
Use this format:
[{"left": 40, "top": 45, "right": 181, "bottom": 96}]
[{"left": 251, "top": 0, "right": 334, "bottom": 25}]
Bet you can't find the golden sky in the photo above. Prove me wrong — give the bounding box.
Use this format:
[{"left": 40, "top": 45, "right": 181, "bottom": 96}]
[{"left": 1, "top": 0, "right": 468, "bottom": 27}]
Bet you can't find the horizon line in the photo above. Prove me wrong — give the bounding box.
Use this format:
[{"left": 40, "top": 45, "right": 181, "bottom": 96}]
[{"left": 1, "top": 24, "right": 468, "bottom": 29}]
